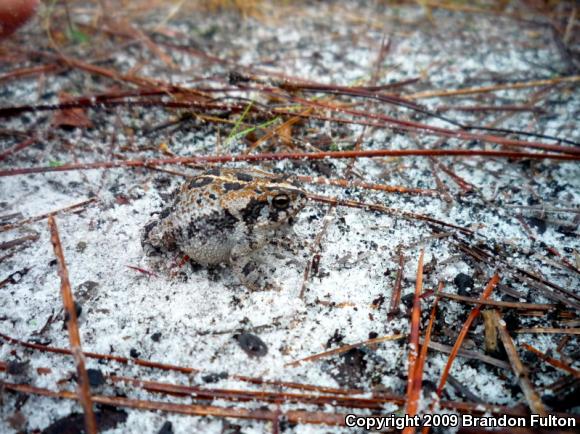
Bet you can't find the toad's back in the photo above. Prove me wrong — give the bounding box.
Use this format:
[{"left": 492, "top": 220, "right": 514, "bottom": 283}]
[{"left": 142, "top": 168, "right": 306, "bottom": 267}]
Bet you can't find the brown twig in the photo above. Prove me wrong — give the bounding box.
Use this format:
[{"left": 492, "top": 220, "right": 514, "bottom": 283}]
[
  {"left": 0, "top": 198, "right": 96, "bottom": 233},
  {"left": 107, "top": 375, "right": 404, "bottom": 410},
  {"left": 521, "top": 343, "right": 580, "bottom": 378},
  {"left": 296, "top": 175, "right": 440, "bottom": 197},
  {"left": 435, "top": 274, "right": 500, "bottom": 397},
  {"left": 437, "top": 292, "right": 555, "bottom": 311},
  {"left": 436, "top": 104, "right": 545, "bottom": 113},
  {"left": 308, "top": 194, "right": 472, "bottom": 235},
  {"left": 514, "top": 328, "right": 580, "bottom": 335},
  {"left": 403, "top": 250, "right": 425, "bottom": 434},
  {"left": 0, "top": 136, "right": 38, "bottom": 161},
  {"left": 299, "top": 205, "right": 335, "bottom": 299},
  {"left": 1, "top": 382, "right": 347, "bottom": 426},
  {"left": 0, "top": 63, "right": 61, "bottom": 83},
  {"left": 284, "top": 334, "right": 405, "bottom": 367},
  {"left": 0, "top": 361, "right": 403, "bottom": 410},
  {"left": 422, "top": 339, "right": 510, "bottom": 370},
  {"left": 387, "top": 247, "right": 406, "bottom": 319},
  {"left": 0, "top": 340, "right": 566, "bottom": 419},
  {"left": 407, "top": 75, "right": 580, "bottom": 99},
  {"left": 281, "top": 94, "right": 580, "bottom": 152},
  {"left": 1, "top": 149, "right": 576, "bottom": 179},
  {"left": 47, "top": 215, "right": 97, "bottom": 434},
  {"left": 0, "top": 234, "right": 39, "bottom": 250},
  {"left": 489, "top": 310, "right": 548, "bottom": 416}
]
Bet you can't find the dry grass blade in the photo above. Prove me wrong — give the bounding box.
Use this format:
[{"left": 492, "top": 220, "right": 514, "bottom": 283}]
[
  {"left": 0, "top": 136, "right": 37, "bottom": 161},
  {"left": 299, "top": 205, "right": 335, "bottom": 299},
  {"left": 47, "top": 215, "right": 97, "bottom": 434},
  {"left": 521, "top": 343, "right": 580, "bottom": 378},
  {"left": 388, "top": 248, "right": 405, "bottom": 319},
  {"left": 514, "top": 328, "right": 580, "bottom": 335},
  {"left": 245, "top": 108, "right": 311, "bottom": 154},
  {"left": 0, "top": 148, "right": 577, "bottom": 178},
  {"left": 407, "top": 75, "right": 580, "bottom": 99},
  {"left": 296, "top": 175, "right": 440, "bottom": 197},
  {"left": 489, "top": 310, "right": 548, "bottom": 416},
  {"left": 1, "top": 382, "right": 347, "bottom": 426},
  {"left": 1, "top": 3, "right": 578, "bottom": 431},
  {"left": 422, "top": 339, "right": 509, "bottom": 370},
  {"left": 0, "top": 199, "right": 96, "bottom": 233},
  {"left": 0, "top": 332, "right": 361, "bottom": 395},
  {"left": 0, "top": 362, "right": 404, "bottom": 410},
  {"left": 285, "top": 334, "right": 405, "bottom": 368},
  {"left": 437, "top": 292, "right": 554, "bottom": 311},
  {"left": 308, "top": 195, "right": 472, "bottom": 234},
  {"left": 412, "top": 293, "right": 440, "bottom": 408},
  {"left": 106, "top": 375, "right": 405, "bottom": 410}
]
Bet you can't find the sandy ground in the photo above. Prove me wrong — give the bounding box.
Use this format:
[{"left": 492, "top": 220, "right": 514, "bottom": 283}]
[{"left": 0, "top": 1, "right": 579, "bottom": 433}]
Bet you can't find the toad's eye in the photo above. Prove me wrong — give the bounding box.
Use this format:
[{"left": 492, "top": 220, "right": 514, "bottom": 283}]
[{"left": 273, "top": 194, "right": 290, "bottom": 209}]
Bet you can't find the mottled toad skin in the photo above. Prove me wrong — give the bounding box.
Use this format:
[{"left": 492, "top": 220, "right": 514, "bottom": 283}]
[{"left": 142, "top": 168, "right": 307, "bottom": 290}]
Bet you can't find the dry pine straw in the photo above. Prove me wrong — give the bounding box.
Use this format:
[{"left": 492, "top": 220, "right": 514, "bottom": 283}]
[{"left": 0, "top": 1, "right": 579, "bottom": 432}]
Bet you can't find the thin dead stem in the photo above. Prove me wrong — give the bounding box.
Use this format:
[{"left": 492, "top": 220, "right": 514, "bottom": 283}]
[{"left": 47, "top": 215, "right": 97, "bottom": 434}]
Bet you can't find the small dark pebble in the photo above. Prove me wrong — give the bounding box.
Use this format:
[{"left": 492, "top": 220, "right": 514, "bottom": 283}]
[
  {"left": 7, "top": 360, "right": 29, "bottom": 376},
  {"left": 129, "top": 348, "right": 141, "bottom": 358},
  {"left": 234, "top": 333, "right": 268, "bottom": 357},
  {"left": 153, "top": 176, "right": 172, "bottom": 189},
  {"left": 63, "top": 302, "right": 82, "bottom": 323},
  {"left": 328, "top": 348, "right": 367, "bottom": 389},
  {"left": 371, "top": 294, "right": 385, "bottom": 309},
  {"left": 278, "top": 416, "right": 293, "bottom": 432},
  {"left": 422, "top": 379, "right": 438, "bottom": 396},
  {"left": 48, "top": 259, "right": 57, "bottom": 267},
  {"left": 4, "top": 268, "right": 29, "bottom": 284},
  {"left": 502, "top": 310, "right": 520, "bottom": 331},
  {"left": 401, "top": 293, "right": 415, "bottom": 310},
  {"left": 526, "top": 217, "right": 546, "bottom": 234},
  {"left": 368, "top": 331, "right": 378, "bottom": 339},
  {"left": 87, "top": 368, "right": 105, "bottom": 387},
  {"left": 78, "top": 280, "right": 99, "bottom": 292},
  {"left": 75, "top": 241, "right": 87, "bottom": 253},
  {"left": 500, "top": 293, "right": 519, "bottom": 303},
  {"left": 454, "top": 273, "right": 474, "bottom": 296},
  {"left": 202, "top": 372, "right": 229, "bottom": 383},
  {"left": 228, "top": 70, "right": 249, "bottom": 85},
  {"left": 222, "top": 421, "right": 243, "bottom": 434},
  {"left": 157, "top": 421, "right": 173, "bottom": 434},
  {"left": 326, "top": 329, "right": 344, "bottom": 348},
  {"left": 542, "top": 383, "right": 580, "bottom": 411},
  {"left": 29, "top": 337, "right": 52, "bottom": 346},
  {"left": 521, "top": 350, "right": 538, "bottom": 365},
  {"left": 41, "top": 408, "right": 127, "bottom": 434},
  {"left": 151, "top": 332, "right": 162, "bottom": 342}
]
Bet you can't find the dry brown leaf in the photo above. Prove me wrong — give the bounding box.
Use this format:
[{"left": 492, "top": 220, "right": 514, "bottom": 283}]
[{"left": 52, "top": 92, "right": 93, "bottom": 129}]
